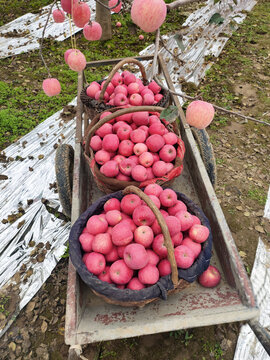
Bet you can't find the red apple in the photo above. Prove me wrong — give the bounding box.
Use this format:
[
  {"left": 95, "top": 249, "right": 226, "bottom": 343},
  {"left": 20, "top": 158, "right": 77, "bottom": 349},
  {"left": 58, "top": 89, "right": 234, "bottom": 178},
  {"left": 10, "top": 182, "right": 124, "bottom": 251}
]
[
  {"left": 152, "top": 234, "right": 168, "bottom": 258},
  {"left": 98, "top": 266, "right": 112, "bottom": 283},
  {"left": 144, "top": 184, "right": 163, "bottom": 197},
  {"left": 86, "top": 215, "right": 108, "bottom": 235},
  {"left": 146, "top": 249, "right": 159, "bottom": 265},
  {"left": 159, "top": 188, "right": 178, "bottom": 207},
  {"left": 120, "top": 194, "right": 141, "bottom": 215},
  {"left": 105, "top": 210, "right": 122, "bottom": 226},
  {"left": 174, "top": 245, "right": 195, "bottom": 269},
  {"left": 189, "top": 224, "right": 209, "bottom": 243},
  {"left": 138, "top": 264, "right": 159, "bottom": 285},
  {"left": 168, "top": 200, "right": 187, "bottom": 215},
  {"left": 165, "top": 216, "right": 181, "bottom": 237},
  {"left": 79, "top": 232, "right": 94, "bottom": 252},
  {"left": 131, "top": 165, "right": 147, "bottom": 181},
  {"left": 159, "top": 144, "right": 176, "bottom": 162},
  {"left": 182, "top": 237, "right": 201, "bottom": 258},
  {"left": 85, "top": 252, "right": 106, "bottom": 275},
  {"left": 111, "top": 222, "right": 133, "bottom": 246},
  {"left": 109, "top": 260, "right": 134, "bottom": 284},
  {"left": 127, "top": 277, "right": 145, "bottom": 290},
  {"left": 134, "top": 225, "right": 154, "bottom": 247},
  {"left": 133, "top": 205, "right": 155, "bottom": 226},
  {"left": 146, "top": 134, "right": 165, "bottom": 152},
  {"left": 92, "top": 233, "right": 113, "bottom": 254},
  {"left": 158, "top": 259, "right": 172, "bottom": 276},
  {"left": 104, "top": 198, "right": 121, "bottom": 212},
  {"left": 105, "top": 246, "right": 119, "bottom": 262},
  {"left": 124, "top": 243, "right": 149, "bottom": 269},
  {"left": 198, "top": 265, "right": 221, "bottom": 288},
  {"left": 175, "top": 211, "right": 194, "bottom": 231}
]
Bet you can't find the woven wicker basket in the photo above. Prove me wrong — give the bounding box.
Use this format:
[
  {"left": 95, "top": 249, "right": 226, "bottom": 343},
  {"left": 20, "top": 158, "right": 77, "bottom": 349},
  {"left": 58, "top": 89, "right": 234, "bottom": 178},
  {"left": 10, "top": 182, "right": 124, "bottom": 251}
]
[
  {"left": 69, "top": 186, "right": 213, "bottom": 307},
  {"left": 80, "top": 57, "right": 170, "bottom": 120},
  {"left": 84, "top": 106, "right": 185, "bottom": 194}
]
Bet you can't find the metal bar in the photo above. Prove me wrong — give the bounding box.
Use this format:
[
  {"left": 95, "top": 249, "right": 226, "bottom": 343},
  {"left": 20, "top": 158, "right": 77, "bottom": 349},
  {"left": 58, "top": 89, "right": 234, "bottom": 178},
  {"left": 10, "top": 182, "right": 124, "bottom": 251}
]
[
  {"left": 85, "top": 55, "right": 154, "bottom": 68},
  {"left": 248, "top": 319, "right": 270, "bottom": 355},
  {"left": 158, "top": 53, "right": 257, "bottom": 308}
]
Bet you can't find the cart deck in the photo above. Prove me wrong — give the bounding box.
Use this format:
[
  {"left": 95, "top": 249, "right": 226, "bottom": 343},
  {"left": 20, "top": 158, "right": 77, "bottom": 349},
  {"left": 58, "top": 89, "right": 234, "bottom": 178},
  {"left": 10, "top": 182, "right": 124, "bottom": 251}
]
[{"left": 64, "top": 55, "right": 260, "bottom": 349}]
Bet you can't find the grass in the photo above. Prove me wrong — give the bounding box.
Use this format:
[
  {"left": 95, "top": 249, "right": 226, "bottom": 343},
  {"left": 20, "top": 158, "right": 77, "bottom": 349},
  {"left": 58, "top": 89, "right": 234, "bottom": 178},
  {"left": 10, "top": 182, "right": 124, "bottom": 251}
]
[
  {"left": 247, "top": 187, "right": 267, "bottom": 206},
  {"left": 0, "top": 6, "right": 187, "bottom": 150}
]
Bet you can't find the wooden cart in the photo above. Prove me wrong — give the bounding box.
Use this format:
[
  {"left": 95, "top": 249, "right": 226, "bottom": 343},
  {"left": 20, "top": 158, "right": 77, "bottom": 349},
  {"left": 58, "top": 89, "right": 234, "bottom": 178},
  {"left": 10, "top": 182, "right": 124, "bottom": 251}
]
[{"left": 56, "top": 55, "right": 270, "bottom": 359}]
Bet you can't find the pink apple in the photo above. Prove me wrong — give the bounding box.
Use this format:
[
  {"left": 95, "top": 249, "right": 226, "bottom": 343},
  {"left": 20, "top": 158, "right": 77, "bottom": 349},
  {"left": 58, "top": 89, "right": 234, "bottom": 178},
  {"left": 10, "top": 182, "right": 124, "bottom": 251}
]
[
  {"left": 148, "top": 195, "right": 160, "bottom": 209},
  {"left": 109, "top": 0, "right": 122, "bottom": 13},
  {"left": 111, "top": 222, "right": 133, "bottom": 246},
  {"left": 133, "top": 205, "right": 155, "bottom": 226},
  {"left": 109, "top": 260, "right": 133, "bottom": 284},
  {"left": 129, "top": 93, "right": 143, "bottom": 106},
  {"left": 113, "top": 120, "right": 126, "bottom": 133},
  {"left": 186, "top": 100, "right": 215, "bottom": 129},
  {"left": 121, "top": 194, "right": 141, "bottom": 215},
  {"left": 152, "top": 234, "right": 168, "bottom": 258},
  {"left": 116, "top": 173, "right": 131, "bottom": 181},
  {"left": 79, "top": 232, "right": 94, "bottom": 252},
  {"left": 127, "top": 82, "right": 140, "bottom": 95},
  {"left": 104, "top": 198, "right": 121, "bottom": 212},
  {"left": 113, "top": 154, "right": 126, "bottom": 165},
  {"left": 53, "top": 9, "right": 65, "bottom": 23},
  {"left": 90, "top": 135, "right": 102, "bottom": 151},
  {"left": 165, "top": 216, "right": 181, "bottom": 237},
  {"left": 105, "top": 210, "right": 122, "bottom": 226},
  {"left": 120, "top": 218, "right": 137, "bottom": 232},
  {"left": 101, "top": 82, "right": 115, "bottom": 96},
  {"left": 138, "top": 34, "right": 144, "bottom": 40},
  {"left": 198, "top": 265, "right": 221, "bottom": 288},
  {"left": 83, "top": 21, "right": 102, "bottom": 41},
  {"left": 72, "top": 2, "right": 90, "bottom": 28},
  {"left": 139, "top": 152, "right": 153, "bottom": 168},
  {"left": 172, "top": 232, "right": 183, "bottom": 247},
  {"left": 86, "top": 81, "right": 100, "bottom": 98},
  {"left": 149, "top": 115, "right": 160, "bottom": 125},
  {"left": 114, "top": 93, "right": 128, "bottom": 106},
  {"left": 117, "top": 124, "right": 131, "bottom": 140},
  {"left": 146, "top": 167, "right": 155, "bottom": 180},
  {"left": 100, "top": 111, "right": 113, "bottom": 120},
  {"left": 101, "top": 160, "right": 119, "bottom": 177},
  {"left": 131, "top": 165, "right": 147, "bottom": 182},
  {"left": 96, "top": 123, "right": 112, "bottom": 138},
  {"left": 114, "top": 85, "right": 128, "bottom": 96},
  {"left": 138, "top": 264, "right": 159, "bottom": 285},
  {"left": 133, "top": 143, "right": 147, "bottom": 156},
  {"left": 174, "top": 245, "right": 195, "bottom": 269},
  {"left": 95, "top": 90, "right": 109, "bottom": 102},
  {"left": 182, "top": 237, "right": 201, "bottom": 258},
  {"left": 102, "top": 134, "right": 119, "bottom": 152},
  {"left": 144, "top": 184, "right": 163, "bottom": 197},
  {"left": 86, "top": 215, "right": 108, "bottom": 235},
  {"left": 143, "top": 93, "right": 155, "bottom": 105},
  {"left": 166, "top": 163, "right": 174, "bottom": 174},
  {"left": 149, "top": 122, "right": 166, "bottom": 136},
  {"left": 189, "top": 224, "right": 209, "bottom": 243},
  {"left": 124, "top": 73, "right": 136, "bottom": 86},
  {"left": 129, "top": 155, "right": 139, "bottom": 165},
  {"left": 130, "top": 129, "right": 146, "bottom": 143},
  {"left": 159, "top": 144, "right": 176, "bottom": 162},
  {"left": 148, "top": 80, "right": 161, "bottom": 94},
  {"left": 85, "top": 252, "right": 106, "bottom": 275},
  {"left": 67, "top": 50, "right": 86, "bottom": 71},
  {"left": 132, "top": 112, "right": 149, "bottom": 126},
  {"left": 119, "top": 140, "right": 134, "bottom": 156},
  {"left": 82, "top": 252, "right": 91, "bottom": 264},
  {"left": 168, "top": 200, "right": 187, "bottom": 215},
  {"left": 152, "top": 161, "right": 168, "bottom": 177},
  {"left": 105, "top": 246, "right": 119, "bottom": 262},
  {"left": 163, "top": 132, "right": 178, "bottom": 145},
  {"left": 127, "top": 277, "right": 145, "bottom": 290},
  {"left": 116, "top": 112, "right": 133, "bottom": 123},
  {"left": 141, "top": 88, "right": 154, "bottom": 97},
  {"left": 98, "top": 266, "right": 112, "bottom": 283},
  {"left": 92, "top": 233, "right": 113, "bottom": 254},
  {"left": 119, "top": 158, "right": 135, "bottom": 176},
  {"left": 124, "top": 243, "right": 149, "bottom": 269},
  {"left": 175, "top": 211, "right": 194, "bottom": 231},
  {"left": 192, "top": 215, "right": 201, "bottom": 225},
  {"left": 154, "top": 93, "right": 163, "bottom": 102},
  {"left": 134, "top": 225, "right": 154, "bottom": 247},
  {"left": 116, "top": 21, "right": 122, "bottom": 27},
  {"left": 111, "top": 72, "right": 122, "bottom": 87},
  {"left": 146, "top": 134, "right": 165, "bottom": 152},
  {"left": 158, "top": 259, "right": 172, "bottom": 277},
  {"left": 146, "top": 249, "right": 159, "bottom": 265},
  {"left": 61, "top": 0, "right": 78, "bottom": 14},
  {"left": 42, "top": 78, "right": 61, "bottom": 96},
  {"left": 159, "top": 189, "right": 178, "bottom": 207}
]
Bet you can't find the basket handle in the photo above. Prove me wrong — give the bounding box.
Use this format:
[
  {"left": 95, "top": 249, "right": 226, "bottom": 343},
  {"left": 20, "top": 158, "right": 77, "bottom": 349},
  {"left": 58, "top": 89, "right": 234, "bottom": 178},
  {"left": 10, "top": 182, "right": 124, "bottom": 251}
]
[
  {"left": 98, "top": 58, "right": 148, "bottom": 102},
  {"left": 85, "top": 105, "right": 164, "bottom": 157},
  {"left": 123, "top": 185, "right": 179, "bottom": 287}
]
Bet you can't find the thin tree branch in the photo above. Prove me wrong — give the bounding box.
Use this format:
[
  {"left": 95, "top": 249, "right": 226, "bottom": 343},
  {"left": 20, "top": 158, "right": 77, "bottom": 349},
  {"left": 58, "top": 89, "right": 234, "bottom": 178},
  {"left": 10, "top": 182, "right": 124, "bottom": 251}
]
[
  {"left": 153, "top": 76, "right": 270, "bottom": 126},
  {"left": 39, "top": 0, "right": 57, "bottom": 77},
  {"left": 149, "top": 28, "right": 160, "bottom": 81},
  {"left": 167, "top": 0, "right": 202, "bottom": 11},
  {"left": 159, "top": 35, "right": 184, "bottom": 65},
  {"left": 94, "top": 0, "right": 121, "bottom": 11}
]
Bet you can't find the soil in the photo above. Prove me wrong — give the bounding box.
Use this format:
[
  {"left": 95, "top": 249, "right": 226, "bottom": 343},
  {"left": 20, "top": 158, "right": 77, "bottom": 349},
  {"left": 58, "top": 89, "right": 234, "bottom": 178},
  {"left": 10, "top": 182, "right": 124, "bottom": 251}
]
[{"left": 0, "top": 0, "right": 270, "bottom": 359}]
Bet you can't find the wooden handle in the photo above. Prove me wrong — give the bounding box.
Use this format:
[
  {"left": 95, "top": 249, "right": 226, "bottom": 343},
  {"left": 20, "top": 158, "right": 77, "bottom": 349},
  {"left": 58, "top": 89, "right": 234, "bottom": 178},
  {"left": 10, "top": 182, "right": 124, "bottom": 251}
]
[
  {"left": 123, "top": 185, "right": 179, "bottom": 287},
  {"left": 99, "top": 58, "right": 148, "bottom": 102},
  {"left": 85, "top": 105, "right": 164, "bottom": 157}
]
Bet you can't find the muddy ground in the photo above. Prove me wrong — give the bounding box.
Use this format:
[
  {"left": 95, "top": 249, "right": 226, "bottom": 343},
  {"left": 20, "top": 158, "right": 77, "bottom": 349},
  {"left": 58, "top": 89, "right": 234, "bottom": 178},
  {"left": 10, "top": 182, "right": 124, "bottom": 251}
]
[{"left": 0, "top": 0, "right": 269, "bottom": 359}]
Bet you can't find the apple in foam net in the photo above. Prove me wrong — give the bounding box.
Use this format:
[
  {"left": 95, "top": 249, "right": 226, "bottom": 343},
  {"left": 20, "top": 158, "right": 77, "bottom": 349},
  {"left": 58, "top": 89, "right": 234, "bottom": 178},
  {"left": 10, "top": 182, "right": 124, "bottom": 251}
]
[
  {"left": 121, "top": 194, "right": 141, "bottom": 215},
  {"left": 85, "top": 252, "right": 106, "bottom": 275},
  {"left": 182, "top": 237, "right": 201, "bottom": 258},
  {"left": 86, "top": 214, "right": 108, "bottom": 235},
  {"left": 148, "top": 80, "right": 161, "bottom": 94},
  {"left": 98, "top": 266, "right": 112, "bottom": 283},
  {"left": 109, "top": 260, "right": 133, "bottom": 285},
  {"left": 159, "top": 144, "right": 177, "bottom": 163},
  {"left": 152, "top": 234, "right": 168, "bottom": 258},
  {"left": 138, "top": 264, "right": 159, "bottom": 285},
  {"left": 92, "top": 233, "right": 113, "bottom": 254},
  {"left": 133, "top": 205, "right": 155, "bottom": 227},
  {"left": 189, "top": 224, "right": 209, "bottom": 243},
  {"left": 111, "top": 222, "right": 133, "bottom": 246},
  {"left": 83, "top": 21, "right": 102, "bottom": 41},
  {"left": 127, "top": 277, "right": 145, "bottom": 290},
  {"left": 79, "top": 232, "right": 94, "bottom": 252},
  {"left": 124, "top": 243, "right": 149, "bottom": 269},
  {"left": 174, "top": 245, "right": 195, "bottom": 269},
  {"left": 134, "top": 225, "right": 154, "bottom": 247},
  {"left": 158, "top": 259, "right": 172, "bottom": 277},
  {"left": 42, "top": 78, "right": 61, "bottom": 96},
  {"left": 146, "top": 134, "right": 165, "bottom": 152},
  {"left": 131, "top": 165, "right": 147, "bottom": 182},
  {"left": 198, "top": 265, "right": 221, "bottom": 288},
  {"left": 105, "top": 210, "right": 122, "bottom": 226}
]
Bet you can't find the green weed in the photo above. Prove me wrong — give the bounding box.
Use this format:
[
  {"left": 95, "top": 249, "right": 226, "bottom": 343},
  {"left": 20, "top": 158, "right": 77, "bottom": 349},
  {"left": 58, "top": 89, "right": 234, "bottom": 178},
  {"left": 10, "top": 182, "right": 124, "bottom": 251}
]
[{"left": 247, "top": 187, "right": 267, "bottom": 206}]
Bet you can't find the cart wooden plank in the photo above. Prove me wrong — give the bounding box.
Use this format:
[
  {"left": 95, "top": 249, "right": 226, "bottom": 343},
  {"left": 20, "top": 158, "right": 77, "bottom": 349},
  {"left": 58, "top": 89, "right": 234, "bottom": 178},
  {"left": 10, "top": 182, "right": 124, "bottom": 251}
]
[{"left": 65, "top": 56, "right": 259, "bottom": 346}]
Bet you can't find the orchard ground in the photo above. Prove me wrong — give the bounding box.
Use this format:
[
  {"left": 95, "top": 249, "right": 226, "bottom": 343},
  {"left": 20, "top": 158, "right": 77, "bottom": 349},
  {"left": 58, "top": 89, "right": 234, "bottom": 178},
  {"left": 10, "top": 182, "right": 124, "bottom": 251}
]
[{"left": 0, "top": 0, "right": 270, "bottom": 359}]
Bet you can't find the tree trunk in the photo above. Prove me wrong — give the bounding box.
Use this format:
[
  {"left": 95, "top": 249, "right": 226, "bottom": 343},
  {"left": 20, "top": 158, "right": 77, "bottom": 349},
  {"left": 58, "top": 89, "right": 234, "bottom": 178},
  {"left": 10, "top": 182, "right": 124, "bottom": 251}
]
[{"left": 95, "top": 0, "right": 112, "bottom": 40}]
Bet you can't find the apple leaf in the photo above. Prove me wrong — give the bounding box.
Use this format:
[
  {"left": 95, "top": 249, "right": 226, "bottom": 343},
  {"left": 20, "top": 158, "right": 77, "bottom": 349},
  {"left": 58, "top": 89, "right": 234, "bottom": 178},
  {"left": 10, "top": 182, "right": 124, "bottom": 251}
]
[
  {"left": 160, "top": 105, "right": 179, "bottom": 123},
  {"left": 213, "top": 0, "right": 220, "bottom": 4},
  {"left": 209, "top": 13, "right": 225, "bottom": 25},
  {"left": 174, "top": 34, "right": 185, "bottom": 52}
]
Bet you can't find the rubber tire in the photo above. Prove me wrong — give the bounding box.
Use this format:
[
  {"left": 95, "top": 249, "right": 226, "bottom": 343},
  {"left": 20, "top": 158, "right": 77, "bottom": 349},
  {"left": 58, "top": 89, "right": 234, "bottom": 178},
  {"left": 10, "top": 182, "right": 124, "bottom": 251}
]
[
  {"left": 191, "top": 127, "right": 217, "bottom": 188},
  {"left": 55, "top": 144, "right": 74, "bottom": 218}
]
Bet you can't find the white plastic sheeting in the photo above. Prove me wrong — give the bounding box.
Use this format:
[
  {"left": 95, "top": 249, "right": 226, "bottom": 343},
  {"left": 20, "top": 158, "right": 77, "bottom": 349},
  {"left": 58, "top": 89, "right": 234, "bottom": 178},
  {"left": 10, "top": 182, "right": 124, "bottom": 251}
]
[
  {"left": 0, "top": 0, "right": 96, "bottom": 59},
  {"left": 234, "top": 188, "right": 270, "bottom": 360},
  {"left": 0, "top": 0, "right": 261, "bottom": 339}
]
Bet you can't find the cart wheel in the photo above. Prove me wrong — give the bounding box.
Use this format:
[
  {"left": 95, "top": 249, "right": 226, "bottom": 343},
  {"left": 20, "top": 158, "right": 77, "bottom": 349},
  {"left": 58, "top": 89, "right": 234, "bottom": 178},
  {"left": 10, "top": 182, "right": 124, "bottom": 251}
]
[
  {"left": 55, "top": 144, "right": 74, "bottom": 218},
  {"left": 191, "top": 127, "right": 217, "bottom": 188}
]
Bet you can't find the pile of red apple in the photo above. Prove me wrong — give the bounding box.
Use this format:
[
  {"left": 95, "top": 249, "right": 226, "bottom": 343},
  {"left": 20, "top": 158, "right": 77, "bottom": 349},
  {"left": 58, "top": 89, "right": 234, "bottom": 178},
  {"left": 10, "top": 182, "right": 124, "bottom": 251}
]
[
  {"left": 86, "top": 74, "right": 164, "bottom": 107},
  {"left": 79, "top": 185, "right": 213, "bottom": 290},
  {"left": 89, "top": 109, "right": 180, "bottom": 182}
]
